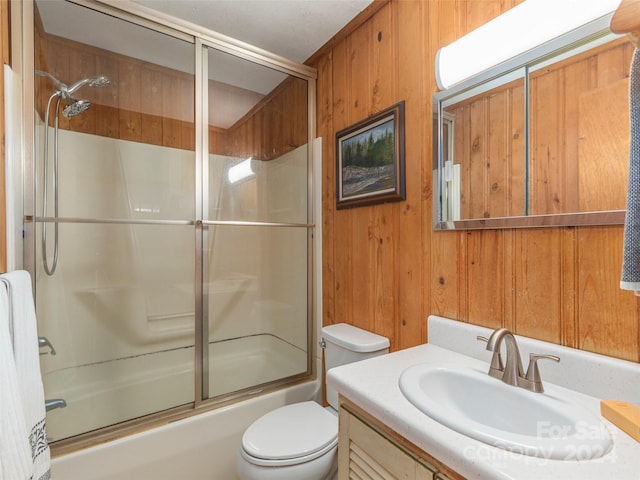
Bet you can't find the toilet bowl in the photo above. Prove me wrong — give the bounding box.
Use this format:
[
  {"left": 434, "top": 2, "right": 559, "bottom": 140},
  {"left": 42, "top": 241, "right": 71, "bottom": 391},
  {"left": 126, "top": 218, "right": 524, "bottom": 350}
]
[
  {"left": 237, "top": 401, "right": 338, "bottom": 480},
  {"left": 236, "top": 324, "right": 390, "bottom": 480}
]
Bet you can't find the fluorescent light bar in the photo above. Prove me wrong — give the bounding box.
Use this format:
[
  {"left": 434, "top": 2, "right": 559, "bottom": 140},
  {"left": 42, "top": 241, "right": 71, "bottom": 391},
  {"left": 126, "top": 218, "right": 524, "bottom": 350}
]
[{"left": 435, "top": 0, "right": 622, "bottom": 90}]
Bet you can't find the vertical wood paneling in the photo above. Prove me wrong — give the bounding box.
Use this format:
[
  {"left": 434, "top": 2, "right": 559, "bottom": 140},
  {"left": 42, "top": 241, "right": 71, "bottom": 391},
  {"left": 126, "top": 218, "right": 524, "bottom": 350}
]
[
  {"left": 466, "top": 230, "right": 504, "bottom": 329},
  {"left": 346, "top": 16, "right": 373, "bottom": 334},
  {"left": 315, "top": 0, "right": 640, "bottom": 362},
  {"left": 512, "top": 229, "right": 562, "bottom": 343},
  {"left": 118, "top": 60, "right": 142, "bottom": 142},
  {"left": 397, "top": 0, "right": 426, "bottom": 348},
  {"left": 36, "top": 30, "right": 305, "bottom": 159},
  {"left": 318, "top": 51, "right": 336, "bottom": 326},
  {"left": 331, "top": 36, "right": 353, "bottom": 326},
  {"left": 141, "top": 67, "right": 163, "bottom": 146},
  {"left": 577, "top": 227, "right": 639, "bottom": 361},
  {"left": 95, "top": 55, "right": 119, "bottom": 139}
]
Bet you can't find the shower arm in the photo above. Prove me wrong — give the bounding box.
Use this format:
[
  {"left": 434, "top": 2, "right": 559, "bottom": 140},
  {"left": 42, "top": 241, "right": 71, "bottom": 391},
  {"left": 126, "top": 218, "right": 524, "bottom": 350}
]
[{"left": 35, "top": 70, "right": 67, "bottom": 93}]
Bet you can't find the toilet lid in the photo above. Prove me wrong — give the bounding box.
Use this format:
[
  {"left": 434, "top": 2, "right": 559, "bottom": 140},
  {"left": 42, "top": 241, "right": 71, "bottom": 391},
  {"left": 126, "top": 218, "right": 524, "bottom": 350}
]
[{"left": 242, "top": 401, "right": 338, "bottom": 461}]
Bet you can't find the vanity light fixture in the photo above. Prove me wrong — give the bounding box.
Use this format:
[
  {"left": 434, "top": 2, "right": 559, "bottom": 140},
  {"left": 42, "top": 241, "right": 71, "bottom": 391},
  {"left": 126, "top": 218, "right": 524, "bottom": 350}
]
[
  {"left": 435, "top": 0, "right": 623, "bottom": 90},
  {"left": 228, "top": 157, "right": 255, "bottom": 184}
]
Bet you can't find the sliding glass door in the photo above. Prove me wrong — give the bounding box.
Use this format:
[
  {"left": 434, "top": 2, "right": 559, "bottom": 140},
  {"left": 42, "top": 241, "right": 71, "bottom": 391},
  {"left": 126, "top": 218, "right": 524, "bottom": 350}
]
[{"left": 28, "top": 0, "right": 314, "bottom": 444}]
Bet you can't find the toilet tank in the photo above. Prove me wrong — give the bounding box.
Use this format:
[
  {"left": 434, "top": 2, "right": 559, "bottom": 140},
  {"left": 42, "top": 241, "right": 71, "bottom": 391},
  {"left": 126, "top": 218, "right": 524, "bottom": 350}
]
[{"left": 321, "top": 323, "right": 390, "bottom": 410}]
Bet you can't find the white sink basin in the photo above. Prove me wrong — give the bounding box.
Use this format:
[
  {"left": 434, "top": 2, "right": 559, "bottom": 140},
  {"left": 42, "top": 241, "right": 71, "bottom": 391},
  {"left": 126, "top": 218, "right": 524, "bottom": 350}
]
[{"left": 399, "top": 363, "right": 612, "bottom": 460}]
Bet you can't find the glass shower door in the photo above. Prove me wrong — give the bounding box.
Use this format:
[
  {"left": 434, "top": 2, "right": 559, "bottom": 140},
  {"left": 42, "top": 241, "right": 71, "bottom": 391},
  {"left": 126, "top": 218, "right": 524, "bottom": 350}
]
[
  {"left": 202, "top": 46, "right": 311, "bottom": 399},
  {"left": 29, "top": 0, "right": 314, "bottom": 444},
  {"left": 33, "top": 0, "right": 196, "bottom": 441}
]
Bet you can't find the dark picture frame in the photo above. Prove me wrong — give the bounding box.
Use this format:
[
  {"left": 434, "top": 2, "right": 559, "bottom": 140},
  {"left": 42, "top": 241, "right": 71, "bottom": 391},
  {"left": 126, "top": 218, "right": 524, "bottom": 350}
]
[{"left": 335, "top": 101, "right": 405, "bottom": 209}]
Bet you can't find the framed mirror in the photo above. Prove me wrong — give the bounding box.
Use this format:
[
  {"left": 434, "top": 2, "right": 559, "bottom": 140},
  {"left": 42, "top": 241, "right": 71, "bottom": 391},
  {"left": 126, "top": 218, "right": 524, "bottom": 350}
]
[{"left": 433, "top": 27, "right": 631, "bottom": 230}]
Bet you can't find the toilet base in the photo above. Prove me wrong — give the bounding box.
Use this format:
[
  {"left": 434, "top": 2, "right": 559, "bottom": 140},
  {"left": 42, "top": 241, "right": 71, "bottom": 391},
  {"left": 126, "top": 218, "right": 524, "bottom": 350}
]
[{"left": 236, "top": 447, "right": 337, "bottom": 480}]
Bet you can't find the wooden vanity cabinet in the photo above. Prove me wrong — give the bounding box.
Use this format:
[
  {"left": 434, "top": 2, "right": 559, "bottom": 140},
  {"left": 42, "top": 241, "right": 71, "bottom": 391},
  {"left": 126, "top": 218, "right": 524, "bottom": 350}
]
[{"left": 338, "top": 399, "right": 464, "bottom": 480}]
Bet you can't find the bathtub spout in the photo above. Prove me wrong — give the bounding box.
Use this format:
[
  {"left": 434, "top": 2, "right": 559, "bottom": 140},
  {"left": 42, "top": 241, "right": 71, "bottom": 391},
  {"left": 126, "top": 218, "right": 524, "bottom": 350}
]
[{"left": 45, "top": 398, "right": 67, "bottom": 411}]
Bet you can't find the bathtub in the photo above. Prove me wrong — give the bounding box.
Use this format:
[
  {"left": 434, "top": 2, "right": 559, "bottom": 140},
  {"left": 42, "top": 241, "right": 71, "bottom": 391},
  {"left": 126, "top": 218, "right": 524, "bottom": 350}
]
[
  {"left": 51, "top": 361, "right": 320, "bottom": 479},
  {"left": 45, "top": 333, "right": 309, "bottom": 440}
]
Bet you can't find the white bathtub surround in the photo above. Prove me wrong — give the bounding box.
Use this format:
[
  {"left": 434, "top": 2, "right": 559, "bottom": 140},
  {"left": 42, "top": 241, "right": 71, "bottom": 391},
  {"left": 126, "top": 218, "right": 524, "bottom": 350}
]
[
  {"left": 327, "top": 315, "right": 640, "bottom": 480},
  {"left": 36, "top": 128, "right": 311, "bottom": 440}
]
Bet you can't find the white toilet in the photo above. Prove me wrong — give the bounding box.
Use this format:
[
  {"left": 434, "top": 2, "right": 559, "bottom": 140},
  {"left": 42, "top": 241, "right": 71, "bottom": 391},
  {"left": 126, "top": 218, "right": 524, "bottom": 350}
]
[{"left": 237, "top": 323, "right": 390, "bottom": 480}]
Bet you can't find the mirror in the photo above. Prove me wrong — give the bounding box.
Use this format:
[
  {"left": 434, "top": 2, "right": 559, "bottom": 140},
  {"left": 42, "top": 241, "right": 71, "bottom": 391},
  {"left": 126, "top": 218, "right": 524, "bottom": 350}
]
[{"left": 433, "top": 32, "right": 632, "bottom": 229}]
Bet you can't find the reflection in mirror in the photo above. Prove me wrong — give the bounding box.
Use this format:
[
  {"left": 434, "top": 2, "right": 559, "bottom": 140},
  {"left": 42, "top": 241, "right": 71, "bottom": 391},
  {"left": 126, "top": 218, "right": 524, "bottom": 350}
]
[
  {"left": 434, "top": 34, "right": 632, "bottom": 229},
  {"left": 442, "top": 74, "right": 526, "bottom": 220},
  {"left": 529, "top": 38, "right": 633, "bottom": 216}
]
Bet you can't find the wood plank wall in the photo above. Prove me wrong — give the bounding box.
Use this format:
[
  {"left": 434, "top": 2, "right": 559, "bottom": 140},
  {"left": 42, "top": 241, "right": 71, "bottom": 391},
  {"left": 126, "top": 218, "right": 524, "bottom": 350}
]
[
  {"left": 35, "top": 16, "right": 306, "bottom": 160},
  {"left": 312, "top": 0, "right": 640, "bottom": 362}
]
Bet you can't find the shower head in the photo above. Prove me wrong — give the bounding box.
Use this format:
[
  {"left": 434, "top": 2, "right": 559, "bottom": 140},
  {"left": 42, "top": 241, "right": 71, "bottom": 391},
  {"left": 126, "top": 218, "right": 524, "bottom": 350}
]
[
  {"left": 66, "top": 75, "right": 110, "bottom": 95},
  {"left": 35, "top": 70, "right": 110, "bottom": 97},
  {"left": 63, "top": 98, "right": 92, "bottom": 118}
]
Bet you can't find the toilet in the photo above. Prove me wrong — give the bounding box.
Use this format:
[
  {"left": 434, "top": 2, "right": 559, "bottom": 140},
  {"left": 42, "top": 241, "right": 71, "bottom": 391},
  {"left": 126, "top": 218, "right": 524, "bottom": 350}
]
[{"left": 237, "top": 323, "right": 390, "bottom": 480}]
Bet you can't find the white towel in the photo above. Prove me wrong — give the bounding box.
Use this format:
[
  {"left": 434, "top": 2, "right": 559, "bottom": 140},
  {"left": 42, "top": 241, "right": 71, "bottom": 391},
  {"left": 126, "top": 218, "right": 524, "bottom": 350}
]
[
  {"left": 0, "top": 282, "right": 33, "bottom": 480},
  {"left": 1, "top": 271, "right": 51, "bottom": 480}
]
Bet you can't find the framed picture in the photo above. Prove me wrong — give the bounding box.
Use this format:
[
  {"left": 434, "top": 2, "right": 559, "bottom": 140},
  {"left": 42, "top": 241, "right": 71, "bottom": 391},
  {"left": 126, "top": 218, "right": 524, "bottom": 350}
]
[{"left": 336, "top": 101, "right": 405, "bottom": 209}]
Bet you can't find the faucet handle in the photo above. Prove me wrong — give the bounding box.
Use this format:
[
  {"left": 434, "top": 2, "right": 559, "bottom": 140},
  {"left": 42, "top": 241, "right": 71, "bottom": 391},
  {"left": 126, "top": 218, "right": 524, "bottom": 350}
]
[
  {"left": 477, "top": 335, "right": 504, "bottom": 378},
  {"left": 524, "top": 353, "right": 560, "bottom": 393}
]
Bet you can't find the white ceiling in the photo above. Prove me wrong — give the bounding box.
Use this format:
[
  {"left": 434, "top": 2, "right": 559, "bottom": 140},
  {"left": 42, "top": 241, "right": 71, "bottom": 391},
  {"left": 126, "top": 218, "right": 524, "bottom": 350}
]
[{"left": 130, "top": 0, "right": 374, "bottom": 63}]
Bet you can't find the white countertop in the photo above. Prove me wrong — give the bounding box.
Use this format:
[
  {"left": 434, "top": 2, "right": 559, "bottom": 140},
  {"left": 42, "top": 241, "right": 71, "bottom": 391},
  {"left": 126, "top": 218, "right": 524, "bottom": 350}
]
[{"left": 326, "top": 317, "right": 640, "bottom": 480}]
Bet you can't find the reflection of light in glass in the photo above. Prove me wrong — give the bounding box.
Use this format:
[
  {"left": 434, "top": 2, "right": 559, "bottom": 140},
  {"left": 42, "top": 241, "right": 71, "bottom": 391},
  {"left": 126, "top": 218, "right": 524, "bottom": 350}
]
[
  {"left": 228, "top": 157, "right": 255, "bottom": 184},
  {"left": 134, "top": 207, "right": 160, "bottom": 213}
]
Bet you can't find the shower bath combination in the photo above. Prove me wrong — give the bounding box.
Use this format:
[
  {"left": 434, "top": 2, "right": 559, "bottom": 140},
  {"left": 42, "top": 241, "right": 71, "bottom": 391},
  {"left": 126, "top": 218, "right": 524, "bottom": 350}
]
[{"left": 36, "top": 70, "right": 110, "bottom": 275}]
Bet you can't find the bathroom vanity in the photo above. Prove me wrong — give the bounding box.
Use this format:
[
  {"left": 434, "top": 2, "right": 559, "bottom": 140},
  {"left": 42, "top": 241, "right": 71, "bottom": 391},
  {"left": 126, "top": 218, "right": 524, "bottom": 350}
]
[
  {"left": 328, "top": 316, "right": 640, "bottom": 480},
  {"left": 339, "top": 399, "right": 460, "bottom": 479}
]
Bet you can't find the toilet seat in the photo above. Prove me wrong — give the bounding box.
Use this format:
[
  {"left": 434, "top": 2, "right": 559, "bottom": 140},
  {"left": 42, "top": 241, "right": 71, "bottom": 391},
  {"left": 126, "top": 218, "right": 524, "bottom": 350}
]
[{"left": 241, "top": 401, "right": 338, "bottom": 467}]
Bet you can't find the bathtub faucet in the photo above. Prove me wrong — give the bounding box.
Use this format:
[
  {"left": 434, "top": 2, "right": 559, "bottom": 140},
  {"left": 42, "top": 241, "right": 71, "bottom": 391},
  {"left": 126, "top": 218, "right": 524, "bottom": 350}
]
[{"left": 45, "top": 398, "right": 67, "bottom": 411}]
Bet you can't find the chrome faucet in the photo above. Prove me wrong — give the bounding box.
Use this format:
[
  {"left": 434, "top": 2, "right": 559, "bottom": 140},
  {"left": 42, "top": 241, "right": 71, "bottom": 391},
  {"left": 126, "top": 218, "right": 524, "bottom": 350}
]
[
  {"left": 45, "top": 398, "right": 67, "bottom": 411},
  {"left": 38, "top": 336, "right": 56, "bottom": 355},
  {"left": 485, "top": 328, "right": 524, "bottom": 386},
  {"left": 478, "top": 328, "right": 560, "bottom": 393}
]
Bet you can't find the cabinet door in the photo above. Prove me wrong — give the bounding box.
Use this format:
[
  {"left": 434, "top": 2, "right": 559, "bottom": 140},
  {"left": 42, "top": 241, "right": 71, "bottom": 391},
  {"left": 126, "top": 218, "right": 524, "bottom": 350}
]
[{"left": 339, "top": 408, "right": 435, "bottom": 480}]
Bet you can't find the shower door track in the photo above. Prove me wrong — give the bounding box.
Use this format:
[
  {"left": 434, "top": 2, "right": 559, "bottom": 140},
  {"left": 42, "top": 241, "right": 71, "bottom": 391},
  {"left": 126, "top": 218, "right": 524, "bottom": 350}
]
[{"left": 26, "top": 216, "right": 314, "bottom": 228}]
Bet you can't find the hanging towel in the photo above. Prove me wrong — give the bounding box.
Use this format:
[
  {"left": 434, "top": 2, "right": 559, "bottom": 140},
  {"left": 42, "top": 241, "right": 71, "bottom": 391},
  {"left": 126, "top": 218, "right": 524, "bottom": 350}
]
[
  {"left": 0, "top": 271, "right": 51, "bottom": 480},
  {"left": 622, "top": 48, "right": 640, "bottom": 294},
  {"left": 0, "top": 281, "right": 33, "bottom": 480}
]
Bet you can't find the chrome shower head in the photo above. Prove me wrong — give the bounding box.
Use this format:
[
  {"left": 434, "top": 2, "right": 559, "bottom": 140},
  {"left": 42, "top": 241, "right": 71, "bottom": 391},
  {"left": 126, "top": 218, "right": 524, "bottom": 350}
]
[
  {"left": 36, "top": 70, "right": 110, "bottom": 97},
  {"left": 89, "top": 76, "right": 110, "bottom": 88},
  {"left": 66, "top": 75, "right": 110, "bottom": 95},
  {"left": 63, "top": 98, "right": 91, "bottom": 118}
]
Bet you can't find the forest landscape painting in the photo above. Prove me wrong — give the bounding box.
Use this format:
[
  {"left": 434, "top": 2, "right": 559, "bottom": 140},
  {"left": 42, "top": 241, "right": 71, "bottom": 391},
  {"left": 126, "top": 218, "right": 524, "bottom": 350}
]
[{"left": 336, "top": 101, "right": 405, "bottom": 209}]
